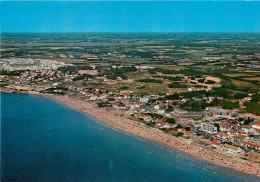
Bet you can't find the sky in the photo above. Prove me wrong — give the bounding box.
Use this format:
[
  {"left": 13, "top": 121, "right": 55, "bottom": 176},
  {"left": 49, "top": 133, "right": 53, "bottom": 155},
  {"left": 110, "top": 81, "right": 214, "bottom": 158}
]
[{"left": 0, "top": 1, "right": 260, "bottom": 33}]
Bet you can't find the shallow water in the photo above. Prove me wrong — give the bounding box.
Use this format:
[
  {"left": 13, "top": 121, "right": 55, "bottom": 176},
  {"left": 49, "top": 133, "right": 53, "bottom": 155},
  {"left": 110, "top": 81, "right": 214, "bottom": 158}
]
[{"left": 1, "top": 92, "right": 259, "bottom": 182}]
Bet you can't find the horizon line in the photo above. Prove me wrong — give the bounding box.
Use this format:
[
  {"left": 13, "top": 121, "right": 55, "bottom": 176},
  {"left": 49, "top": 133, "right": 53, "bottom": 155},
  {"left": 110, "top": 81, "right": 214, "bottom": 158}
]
[{"left": 1, "top": 31, "right": 260, "bottom": 34}]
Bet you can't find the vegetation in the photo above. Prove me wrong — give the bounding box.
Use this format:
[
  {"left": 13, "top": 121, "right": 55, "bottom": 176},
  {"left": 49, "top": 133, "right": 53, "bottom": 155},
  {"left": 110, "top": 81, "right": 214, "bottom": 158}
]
[
  {"left": 165, "top": 118, "right": 176, "bottom": 124},
  {"left": 168, "top": 82, "right": 187, "bottom": 88},
  {"left": 136, "top": 79, "right": 162, "bottom": 84},
  {"left": 0, "top": 70, "right": 21, "bottom": 76}
]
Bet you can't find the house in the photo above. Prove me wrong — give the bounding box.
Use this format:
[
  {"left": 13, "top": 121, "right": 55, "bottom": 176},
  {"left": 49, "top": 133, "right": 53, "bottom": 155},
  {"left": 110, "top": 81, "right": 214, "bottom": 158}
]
[
  {"left": 166, "top": 100, "right": 174, "bottom": 104},
  {"left": 242, "top": 141, "right": 260, "bottom": 151},
  {"left": 231, "top": 124, "right": 238, "bottom": 130},
  {"left": 131, "top": 107, "right": 144, "bottom": 114},
  {"left": 90, "top": 94, "right": 98, "bottom": 100},
  {"left": 217, "top": 97, "right": 224, "bottom": 100},
  {"left": 126, "top": 102, "right": 142, "bottom": 109},
  {"left": 238, "top": 113, "right": 256, "bottom": 120},
  {"left": 244, "top": 97, "right": 253, "bottom": 101},
  {"left": 248, "top": 93, "right": 256, "bottom": 97},
  {"left": 218, "top": 133, "right": 229, "bottom": 140},
  {"left": 181, "top": 98, "right": 190, "bottom": 103},
  {"left": 229, "top": 130, "right": 239, "bottom": 136},
  {"left": 154, "top": 103, "right": 165, "bottom": 110},
  {"left": 242, "top": 125, "right": 252, "bottom": 133},
  {"left": 178, "top": 128, "right": 187, "bottom": 133},
  {"left": 232, "top": 135, "right": 245, "bottom": 144},
  {"left": 186, "top": 131, "right": 196, "bottom": 136},
  {"left": 161, "top": 123, "right": 176, "bottom": 129},
  {"left": 155, "top": 120, "right": 167, "bottom": 126},
  {"left": 144, "top": 115, "right": 152, "bottom": 122},
  {"left": 203, "top": 97, "right": 215, "bottom": 103},
  {"left": 135, "top": 113, "right": 145, "bottom": 119},
  {"left": 253, "top": 128, "right": 260, "bottom": 135},
  {"left": 239, "top": 103, "right": 246, "bottom": 109},
  {"left": 222, "top": 144, "right": 243, "bottom": 154},
  {"left": 157, "top": 108, "right": 165, "bottom": 115},
  {"left": 140, "top": 97, "right": 149, "bottom": 103},
  {"left": 252, "top": 123, "right": 260, "bottom": 130},
  {"left": 211, "top": 140, "right": 221, "bottom": 148},
  {"left": 117, "top": 104, "right": 126, "bottom": 110},
  {"left": 220, "top": 125, "right": 231, "bottom": 132},
  {"left": 112, "top": 103, "right": 119, "bottom": 109},
  {"left": 233, "top": 108, "right": 240, "bottom": 113},
  {"left": 201, "top": 123, "right": 218, "bottom": 134}
]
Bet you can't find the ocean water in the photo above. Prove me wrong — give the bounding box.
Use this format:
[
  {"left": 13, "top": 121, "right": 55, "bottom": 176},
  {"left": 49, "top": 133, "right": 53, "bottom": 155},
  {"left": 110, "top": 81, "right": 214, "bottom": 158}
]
[{"left": 1, "top": 92, "right": 259, "bottom": 182}]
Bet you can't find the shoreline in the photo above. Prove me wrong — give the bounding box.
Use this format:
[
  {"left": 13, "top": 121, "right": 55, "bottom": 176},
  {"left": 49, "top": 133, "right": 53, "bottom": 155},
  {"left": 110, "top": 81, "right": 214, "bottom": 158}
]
[{"left": 2, "top": 90, "right": 260, "bottom": 177}]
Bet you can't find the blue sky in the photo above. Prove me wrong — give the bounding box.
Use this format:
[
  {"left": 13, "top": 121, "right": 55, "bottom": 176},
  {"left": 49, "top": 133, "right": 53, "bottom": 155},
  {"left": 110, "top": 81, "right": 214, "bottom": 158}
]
[{"left": 1, "top": 1, "right": 259, "bottom": 32}]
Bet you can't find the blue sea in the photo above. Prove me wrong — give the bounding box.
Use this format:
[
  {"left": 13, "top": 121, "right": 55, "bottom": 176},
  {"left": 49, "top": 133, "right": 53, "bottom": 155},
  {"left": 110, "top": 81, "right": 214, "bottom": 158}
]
[{"left": 1, "top": 92, "right": 259, "bottom": 182}]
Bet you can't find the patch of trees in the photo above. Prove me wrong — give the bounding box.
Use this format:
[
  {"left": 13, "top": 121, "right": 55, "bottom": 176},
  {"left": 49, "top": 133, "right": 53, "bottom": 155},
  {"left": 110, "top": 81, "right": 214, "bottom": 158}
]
[
  {"left": 152, "top": 68, "right": 203, "bottom": 76},
  {"left": 168, "top": 82, "right": 187, "bottom": 88},
  {"left": 243, "top": 117, "right": 254, "bottom": 125},
  {"left": 220, "top": 100, "right": 239, "bottom": 109},
  {"left": 209, "top": 88, "right": 231, "bottom": 98},
  {"left": 198, "top": 79, "right": 205, "bottom": 83},
  {"left": 137, "top": 86, "right": 145, "bottom": 89},
  {"left": 105, "top": 66, "right": 137, "bottom": 80},
  {"left": 180, "top": 100, "right": 207, "bottom": 111},
  {"left": 146, "top": 113, "right": 163, "bottom": 119},
  {"left": 148, "top": 69, "right": 156, "bottom": 74},
  {"left": 0, "top": 70, "right": 21, "bottom": 76},
  {"left": 160, "top": 93, "right": 180, "bottom": 100},
  {"left": 146, "top": 122, "right": 156, "bottom": 127},
  {"left": 0, "top": 83, "right": 9, "bottom": 87},
  {"left": 165, "top": 118, "right": 176, "bottom": 124},
  {"left": 73, "top": 74, "right": 94, "bottom": 81},
  {"left": 220, "top": 79, "right": 237, "bottom": 90},
  {"left": 136, "top": 79, "right": 163, "bottom": 84},
  {"left": 120, "top": 86, "right": 129, "bottom": 90},
  {"left": 180, "top": 90, "right": 206, "bottom": 98},
  {"left": 245, "top": 102, "right": 260, "bottom": 115},
  {"left": 233, "top": 93, "right": 248, "bottom": 99},
  {"left": 205, "top": 80, "right": 216, "bottom": 84},
  {"left": 154, "top": 76, "right": 183, "bottom": 81},
  {"left": 252, "top": 94, "right": 260, "bottom": 102},
  {"left": 165, "top": 106, "right": 174, "bottom": 113},
  {"left": 105, "top": 69, "right": 127, "bottom": 80},
  {"left": 97, "top": 102, "right": 111, "bottom": 107},
  {"left": 57, "top": 66, "right": 77, "bottom": 73}
]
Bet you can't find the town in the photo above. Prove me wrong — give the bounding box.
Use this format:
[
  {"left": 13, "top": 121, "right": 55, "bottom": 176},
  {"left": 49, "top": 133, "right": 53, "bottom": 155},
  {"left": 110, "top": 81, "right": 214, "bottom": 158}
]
[{"left": 1, "top": 57, "right": 259, "bottom": 163}]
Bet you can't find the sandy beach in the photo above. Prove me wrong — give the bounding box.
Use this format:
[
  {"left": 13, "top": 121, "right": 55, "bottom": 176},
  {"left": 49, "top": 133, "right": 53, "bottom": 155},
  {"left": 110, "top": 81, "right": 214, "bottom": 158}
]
[{"left": 2, "top": 90, "right": 260, "bottom": 177}]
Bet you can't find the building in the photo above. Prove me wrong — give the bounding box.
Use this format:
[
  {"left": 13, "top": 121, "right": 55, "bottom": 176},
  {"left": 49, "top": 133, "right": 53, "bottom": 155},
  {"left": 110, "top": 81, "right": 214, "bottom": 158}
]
[
  {"left": 252, "top": 123, "right": 260, "bottom": 130},
  {"left": 154, "top": 103, "right": 165, "bottom": 110},
  {"left": 222, "top": 144, "right": 243, "bottom": 155},
  {"left": 211, "top": 140, "right": 221, "bottom": 148},
  {"left": 232, "top": 135, "right": 245, "bottom": 144},
  {"left": 242, "top": 141, "right": 260, "bottom": 151},
  {"left": 201, "top": 123, "right": 218, "bottom": 134},
  {"left": 218, "top": 133, "right": 229, "bottom": 140},
  {"left": 207, "top": 108, "right": 230, "bottom": 117},
  {"left": 242, "top": 126, "right": 252, "bottom": 133}
]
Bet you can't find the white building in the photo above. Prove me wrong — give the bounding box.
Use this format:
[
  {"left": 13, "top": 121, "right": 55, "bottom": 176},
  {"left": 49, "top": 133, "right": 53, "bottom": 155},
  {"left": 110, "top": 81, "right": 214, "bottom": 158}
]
[{"left": 201, "top": 123, "right": 218, "bottom": 134}]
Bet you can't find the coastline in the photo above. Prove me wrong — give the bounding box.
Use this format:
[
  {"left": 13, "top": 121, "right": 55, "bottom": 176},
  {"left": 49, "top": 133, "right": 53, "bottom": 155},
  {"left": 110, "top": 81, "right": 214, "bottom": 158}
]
[{"left": 2, "top": 90, "right": 260, "bottom": 177}]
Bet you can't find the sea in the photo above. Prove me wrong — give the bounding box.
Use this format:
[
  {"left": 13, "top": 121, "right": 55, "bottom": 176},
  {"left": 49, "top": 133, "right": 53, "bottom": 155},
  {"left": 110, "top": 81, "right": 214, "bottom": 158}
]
[{"left": 1, "top": 92, "right": 259, "bottom": 182}]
